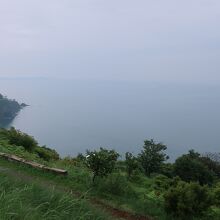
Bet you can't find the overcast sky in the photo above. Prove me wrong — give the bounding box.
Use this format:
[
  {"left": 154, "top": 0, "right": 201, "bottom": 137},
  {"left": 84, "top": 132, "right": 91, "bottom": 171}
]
[{"left": 0, "top": 0, "right": 219, "bottom": 83}]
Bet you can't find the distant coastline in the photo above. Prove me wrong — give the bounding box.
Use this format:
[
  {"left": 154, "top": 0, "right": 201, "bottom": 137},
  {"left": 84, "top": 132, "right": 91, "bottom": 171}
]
[{"left": 0, "top": 93, "right": 27, "bottom": 124}]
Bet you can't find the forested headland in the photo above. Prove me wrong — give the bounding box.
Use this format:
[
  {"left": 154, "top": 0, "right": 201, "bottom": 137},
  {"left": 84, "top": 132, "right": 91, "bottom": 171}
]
[{"left": 0, "top": 93, "right": 26, "bottom": 123}]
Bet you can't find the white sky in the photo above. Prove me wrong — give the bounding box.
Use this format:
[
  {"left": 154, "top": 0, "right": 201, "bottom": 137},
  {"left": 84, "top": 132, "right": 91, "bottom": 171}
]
[{"left": 0, "top": 0, "right": 220, "bottom": 83}]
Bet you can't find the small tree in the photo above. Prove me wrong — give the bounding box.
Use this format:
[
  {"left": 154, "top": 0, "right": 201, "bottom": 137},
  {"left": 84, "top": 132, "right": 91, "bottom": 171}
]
[
  {"left": 174, "top": 150, "right": 214, "bottom": 185},
  {"left": 125, "top": 152, "right": 139, "bottom": 179},
  {"left": 138, "top": 139, "right": 169, "bottom": 176},
  {"left": 85, "top": 148, "right": 119, "bottom": 182},
  {"left": 164, "top": 181, "right": 212, "bottom": 219}
]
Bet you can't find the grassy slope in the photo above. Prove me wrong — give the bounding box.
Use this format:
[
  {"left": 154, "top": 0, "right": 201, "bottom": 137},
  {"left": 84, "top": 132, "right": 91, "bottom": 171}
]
[
  {"left": 0, "top": 144, "right": 166, "bottom": 219},
  {"left": 0, "top": 132, "right": 112, "bottom": 220},
  {"left": 0, "top": 171, "right": 111, "bottom": 220},
  {"left": 0, "top": 130, "right": 220, "bottom": 220}
]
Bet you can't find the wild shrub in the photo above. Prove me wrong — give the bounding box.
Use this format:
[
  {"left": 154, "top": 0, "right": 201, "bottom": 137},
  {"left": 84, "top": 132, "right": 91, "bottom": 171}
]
[
  {"left": 200, "top": 154, "right": 220, "bottom": 178},
  {"left": 159, "top": 163, "right": 174, "bottom": 178},
  {"left": 174, "top": 150, "right": 214, "bottom": 185},
  {"left": 96, "top": 173, "right": 137, "bottom": 197},
  {"left": 164, "top": 181, "right": 212, "bottom": 219},
  {"left": 85, "top": 147, "right": 119, "bottom": 182},
  {"left": 153, "top": 174, "right": 172, "bottom": 191},
  {"left": 62, "top": 156, "right": 78, "bottom": 167},
  {"left": 212, "top": 183, "right": 220, "bottom": 207},
  {"left": 76, "top": 153, "right": 86, "bottom": 162},
  {"left": 35, "top": 146, "right": 60, "bottom": 161},
  {"left": 6, "top": 127, "right": 38, "bottom": 152},
  {"left": 129, "top": 169, "right": 146, "bottom": 185}
]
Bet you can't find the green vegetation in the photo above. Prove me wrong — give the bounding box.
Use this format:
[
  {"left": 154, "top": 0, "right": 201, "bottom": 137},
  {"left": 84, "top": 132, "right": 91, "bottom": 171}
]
[
  {"left": 138, "top": 139, "right": 169, "bottom": 176},
  {"left": 5, "top": 127, "right": 38, "bottom": 151},
  {"left": 0, "top": 94, "right": 25, "bottom": 123},
  {"left": 164, "top": 181, "right": 212, "bottom": 219},
  {"left": 125, "top": 152, "right": 139, "bottom": 179},
  {"left": 35, "top": 145, "right": 60, "bottom": 161},
  {"left": 0, "top": 173, "right": 110, "bottom": 220},
  {"left": 0, "top": 128, "right": 59, "bottom": 164},
  {"left": 85, "top": 148, "right": 119, "bottom": 182},
  {"left": 174, "top": 150, "right": 215, "bottom": 185},
  {"left": 1, "top": 128, "right": 220, "bottom": 220}
]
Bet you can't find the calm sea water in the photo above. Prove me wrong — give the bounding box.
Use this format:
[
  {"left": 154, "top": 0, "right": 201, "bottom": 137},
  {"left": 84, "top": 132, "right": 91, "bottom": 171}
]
[{"left": 0, "top": 78, "right": 220, "bottom": 160}]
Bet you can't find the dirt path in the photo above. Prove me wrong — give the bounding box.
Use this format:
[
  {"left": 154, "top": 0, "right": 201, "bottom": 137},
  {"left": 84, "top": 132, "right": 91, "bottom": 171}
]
[{"left": 0, "top": 165, "right": 152, "bottom": 220}]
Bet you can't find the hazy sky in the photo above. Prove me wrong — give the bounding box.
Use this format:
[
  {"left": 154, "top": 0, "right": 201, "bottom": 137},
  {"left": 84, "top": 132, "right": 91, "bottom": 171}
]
[{"left": 0, "top": 0, "right": 220, "bottom": 83}]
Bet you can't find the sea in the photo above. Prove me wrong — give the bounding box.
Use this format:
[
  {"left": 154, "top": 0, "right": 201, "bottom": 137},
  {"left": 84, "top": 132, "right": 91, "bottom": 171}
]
[{"left": 0, "top": 78, "right": 220, "bottom": 160}]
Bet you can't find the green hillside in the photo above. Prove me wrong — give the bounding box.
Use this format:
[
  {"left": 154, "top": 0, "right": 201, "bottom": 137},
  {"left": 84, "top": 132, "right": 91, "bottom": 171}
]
[{"left": 0, "top": 128, "right": 220, "bottom": 220}]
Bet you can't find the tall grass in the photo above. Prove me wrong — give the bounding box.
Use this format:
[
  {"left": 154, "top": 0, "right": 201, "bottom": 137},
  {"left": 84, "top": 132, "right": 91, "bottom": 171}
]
[{"left": 0, "top": 173, "right": 110, "bottom": 220}]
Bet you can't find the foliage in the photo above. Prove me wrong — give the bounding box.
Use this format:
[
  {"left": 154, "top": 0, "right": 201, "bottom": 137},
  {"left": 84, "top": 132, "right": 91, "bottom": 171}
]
[
  {"left": 1, "top": 129, "right": 220, "bottom": 220},
  {"left": 164, "top": 181, "right": 212, "bottom": 219},
  {"left": 153, "top": 174, "right": 172, "bottom": 191},
  {"left": 125, "top": 152, "right": 139, "bottom": 179},
  {"left": 96, "top": 173, "right": 137, "bottom": 197},
  {"left": 138, "top": 139, "right": 169, "bottom": 176},
  {"left": 5, "top": 127, "right": 38, "bottom": 151},
  {"left": 212, "top": 183, "right": 220, "bottom": 207},
  {"left": 35, "top": 145, "right": 60, "bottom": 161},
  {"left": 76, "top": 153, "right": 86, "bottom": 162},
  {"left": 174, "top": 150, "right": 214, "bottom": 185},
  {"left": 0, "top": 142, "right": 46, "bottom": 164},
  {"left": 62, "top": 156, "right": 78, "bottom": 166},
  {"left": 129, "top": 169, "right": 146, "bottom": 184},
  {"left": 85, "top": 147, "right": 119, "bottom": 182},
  {"left": 159, "top": 163, "right": 174, "bottom": 178},
  {"left": 200, "top": 154, "right": 220, "bottom": 178}
]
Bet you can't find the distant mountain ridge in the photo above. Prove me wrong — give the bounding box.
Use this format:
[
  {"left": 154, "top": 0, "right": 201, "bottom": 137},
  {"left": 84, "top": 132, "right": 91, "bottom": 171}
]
[{"left": 0, "top": 94, "right": 26, "bottom": 123}]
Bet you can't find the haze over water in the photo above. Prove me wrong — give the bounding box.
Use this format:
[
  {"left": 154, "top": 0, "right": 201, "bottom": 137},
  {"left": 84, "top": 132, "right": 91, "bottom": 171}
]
[{"left": 0, "top": 78, "right": 219, "bottom": 160}]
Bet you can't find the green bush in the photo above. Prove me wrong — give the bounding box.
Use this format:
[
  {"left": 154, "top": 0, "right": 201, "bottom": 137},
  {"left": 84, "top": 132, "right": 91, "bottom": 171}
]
[
  {"left": 153, "top": 174, "right": 172, "bottom": 191},
  {"left": 174, "top": 150, "right": 214, "bottom": 185},
  {"left": 129, "top": 169, "right": 146, "bottom": 184},
  {"left": 6, "top": 127, "right": 38, "bottom": 152},
  {"left": 199, "top": 155, "right": 220, "bottom": 178},
  {"left": 212, "top": 183, "right": 220, "bottom": 207},
  {"left": 62, "top": 156, "right": 78, "bottom": 166},
  {"left": 164, "top": 181, "right": 212, "bottom": 219},
  {"left": 160, "top": 163, "right": 174, "bottom": 178},
  {"left": 76, "top": 153, "right": 86, "bottom": 162},
  {"left": 96, "top": 173, "right": 137, "bottom": 197},
  {"left": 35, "top": 146, "right": 60, "bottom": 161}
]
